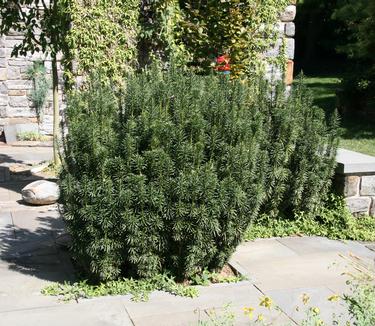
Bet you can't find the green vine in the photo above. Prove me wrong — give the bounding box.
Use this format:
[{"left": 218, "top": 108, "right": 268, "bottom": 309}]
[
  {"left": 139, "top": 0, "right": 189, "bottom": 67},
  {"left": 60, "top": 1, "right": 290, "bottom": 84},
  {"left": 63, "top": 0, "right": 139, "bottom": 87},
  {"left": 26, "top": 0, "right": 294, "bottom": 89},
  {"left": 140, "top": 0, "right": 289, "bottom": 77}
]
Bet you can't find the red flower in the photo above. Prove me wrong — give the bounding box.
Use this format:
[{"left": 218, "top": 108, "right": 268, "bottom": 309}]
[
  {"left": 217, "top": 63, "right": 231, "bottom": 71},
  {"left": 216, "top": 54, "right": 230, "bottom": 64}
]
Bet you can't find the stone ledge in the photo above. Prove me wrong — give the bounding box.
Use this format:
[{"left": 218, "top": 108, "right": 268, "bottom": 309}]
[{"left": 336, "top": 148, "right": 375, "bottom": 174}]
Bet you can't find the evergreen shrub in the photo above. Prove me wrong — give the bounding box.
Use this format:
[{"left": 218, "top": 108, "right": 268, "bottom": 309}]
[
  {"left": 61, "top": 68, "right": 338, "bottom": 281},
  {"left": 260, "top": 79, "right": 339, "bottom": 218}
]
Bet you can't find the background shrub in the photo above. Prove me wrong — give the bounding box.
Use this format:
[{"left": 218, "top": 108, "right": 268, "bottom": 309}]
[
  {"left": 332, "top": 0, "right": 375, "bottom": 117},
  {"left": 61, "top": 68, "right": 338, "bottom": 281}
]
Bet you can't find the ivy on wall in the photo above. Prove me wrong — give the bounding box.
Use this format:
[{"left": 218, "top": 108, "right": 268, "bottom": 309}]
[
  {"left": 139, "top": 0, "right": 289, "bottom": 77},
  {"left": 182, "top": 0, "right": 289, "bottom": 76},
  {"left": 63, "top": 0, "right": 139, "bottom": 87},
  {"left": 138, "top": 0, "right": 189, "bottom": 67},
  {"left": 59, "top": 0, "right": 289, "bottom": 84}
]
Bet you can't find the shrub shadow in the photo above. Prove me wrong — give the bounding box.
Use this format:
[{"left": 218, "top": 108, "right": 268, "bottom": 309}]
[{"left": 0, "top": 211, "right": 75, "bottom": 284}]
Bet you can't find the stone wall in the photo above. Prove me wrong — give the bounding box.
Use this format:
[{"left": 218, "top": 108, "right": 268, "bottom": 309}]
[
  {"left": 0, "top": 4, "right": 296, "bottom": 139},
  {"left": 335, "top": 149, "right": 375, "bottom": 217},
  {"left": 336, "top": 175, "right": 375, "bottom": 216},
  {"left": 265, "top": 3, "right": 296, "bottom": 86},
  {"left": 0, "top": 31, "right": 64, "bottom": 136}
]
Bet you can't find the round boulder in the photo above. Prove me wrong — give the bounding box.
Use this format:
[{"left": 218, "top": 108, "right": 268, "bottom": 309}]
[{"left": 22, "top": 180, "right": 60, "bottom": 205}]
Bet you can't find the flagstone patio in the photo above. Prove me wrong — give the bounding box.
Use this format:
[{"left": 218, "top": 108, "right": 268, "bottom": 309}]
[{"left": 0, "top": 150, "right": 374, "bottom": 325}]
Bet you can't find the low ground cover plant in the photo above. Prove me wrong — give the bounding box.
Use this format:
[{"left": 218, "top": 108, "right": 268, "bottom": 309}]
[
  {"left": 60, "top": 67, "right": 338, "bottom": 282},
  {"left": 344, "top": 264, "right": 375, "bottom": 326},
  {"left": 42, "top": 269, "right": 244, "bottom": 302},
  {"left": 245, "top": 194, "right": 375, "bottom": 241},
  {"left": 42, "top": 274, "right": 198, "bottom": 302}
]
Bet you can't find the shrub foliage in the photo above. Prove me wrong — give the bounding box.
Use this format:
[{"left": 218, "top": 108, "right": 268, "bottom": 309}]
[
  {"left": 61, "top": 69, "right": 338, "bottom": 281},
  {"left": 260, "top": 79, "right": 339, "bottom": 218}
]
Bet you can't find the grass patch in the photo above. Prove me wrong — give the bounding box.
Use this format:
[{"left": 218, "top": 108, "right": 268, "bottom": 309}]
[
  {"left": 303, "top": 75, "right": 375, "bottom": 157},
  {"left": 340, "top": 117, "right": 375, "bottom": 156},
  {"left": 303, "top": 76, "right": 341, "bottom": 112},
  {"left": 16, "top": 131, "right": 48, "bottom": 142},
  {"left": 245, "top": 195, "right": 375, "bottom": 242}
]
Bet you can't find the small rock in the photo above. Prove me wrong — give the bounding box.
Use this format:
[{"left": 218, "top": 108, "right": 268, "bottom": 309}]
[
  {"left": 285, "top": 22, "right": 295, "bottom": 37},
  {"left": 280, "top": 5, "right": 296, "bottom": 22},
  {"left": 22, "top": 180, "right": 60, "bottom": 205},
  {"left": 360, "top": 176, "right": 375, "bottom": 196},
  {"left": 345, "top": 196, "right": 371, "bottom": 215}
]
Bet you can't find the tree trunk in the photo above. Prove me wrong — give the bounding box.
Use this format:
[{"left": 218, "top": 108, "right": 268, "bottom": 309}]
[{"left": 52, "top": 55, "right": 60, "bottom": 165}]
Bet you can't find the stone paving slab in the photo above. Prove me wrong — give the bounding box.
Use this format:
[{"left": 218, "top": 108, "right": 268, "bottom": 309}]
[
  {"left": 230, "top": 237, "right": 375, "bottom": 325},
  {"left": 0, "top": 211, "right": 12, "bottom": 228},
  {"left": 0, "top": 185, "right": 75, "bottom": 309},
  {"left": 277, "top": 236, "right": 375, "bottom": 261},
  {"left": 129, "top": 304, "right": 290, "bottom": 326},
  {"left": 1, "top": 180, "right": 375, "bottom": 326},
  {"left": 0, "top": 181, "right": 34, "bottom": 210},
  {"left": 266, "top": 286, "right": 349, "bottom": 325},
  {"left": 204, "top": 304, "right": 290, "bottom": 326},
  {"left": 0, "top": 296, "right": 133, "bottom": 326},
  {"left": 11, "top": 209, "right": 64, "bottom": 234},
  {"left": 0, "top": 186, "right": 11, "bottom": 201},
  {"left": 130, "top": 309, "right": 203, "bottom": 326},
  {"left": 0, "top": 250, "right": 74, "bottom": 295},
  {"left": 122, "top": 283, "right": 293, "bottom": 326},
  {"left": 0, "top": 145, "right": 53, "bottom": 165},
  {"left": 1, "top": 200, "right": 58, "bottom": 213},
  {"left": 234, "top": 239, "right": 299, "bottom": 265},
  {"left": 276, "top": 236, "right": 351, "bottom": 255},
  {"left": 0, "top": 295, "right": 60, "bottom": 314},
  {"left": 0, "top": 260, "right": 59, "bottom": 295},
  {"left": 234, "top": 251, "right": 350, "bottom": 292}
]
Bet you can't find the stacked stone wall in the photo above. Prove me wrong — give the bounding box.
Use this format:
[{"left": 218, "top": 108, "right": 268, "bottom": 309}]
[
  {"left": 265, "top": 3, "right": 296, "bottom": 85},
  {"left": 0, "top": 32, "right": 64, "bottom": 135},
  {"left": 335, "top": 174, "right": 375, "bottom": 216}
]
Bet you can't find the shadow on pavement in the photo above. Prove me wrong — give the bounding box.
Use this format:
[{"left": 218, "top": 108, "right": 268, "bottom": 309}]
[
  {"left": 0, "top": 211, "right": 75, "bottom": 284},
  {"left": 0, "top": 153, "right": 26, "bottom": 165}
]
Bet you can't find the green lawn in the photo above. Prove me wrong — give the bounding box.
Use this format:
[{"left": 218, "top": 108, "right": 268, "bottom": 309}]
[{"left": 303, "top": 76, "right": 375, "bottom": 157}]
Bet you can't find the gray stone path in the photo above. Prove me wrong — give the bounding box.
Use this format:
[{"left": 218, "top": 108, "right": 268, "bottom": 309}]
[
  {"left": 231, "top": 237, "right": 375, "bottom": 325},
  {"left": 0, "top": 144, "right": 53, "bottom": 182},
  {"left": 0, "top": 144, "right": 53, "bottom": 165},
  {"left": 1, "top": 180, "right": 375, "bottom": 325}
]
